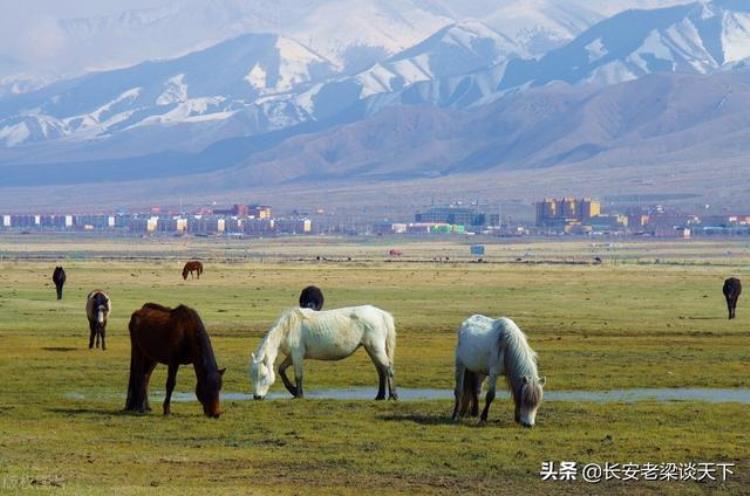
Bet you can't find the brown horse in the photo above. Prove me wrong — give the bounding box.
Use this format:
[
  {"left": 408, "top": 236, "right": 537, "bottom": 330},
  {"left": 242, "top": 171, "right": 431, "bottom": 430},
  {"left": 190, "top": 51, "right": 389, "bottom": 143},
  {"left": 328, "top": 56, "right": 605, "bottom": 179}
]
[
  {"left": 125, "top": 303, "right": 225, "bottom": 417},
  {"left": 182, "top": 261, "right": 203, "bottom": 280},
  {"left": 723, "top": 277, "right": 742, "bottom": 320}
]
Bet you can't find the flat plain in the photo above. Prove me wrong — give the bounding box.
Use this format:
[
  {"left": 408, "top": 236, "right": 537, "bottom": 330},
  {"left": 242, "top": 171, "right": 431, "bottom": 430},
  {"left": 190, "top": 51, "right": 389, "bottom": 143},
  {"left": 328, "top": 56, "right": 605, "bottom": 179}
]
[{"left": 0, "top": 235, "right": 748, "bottom": 494}]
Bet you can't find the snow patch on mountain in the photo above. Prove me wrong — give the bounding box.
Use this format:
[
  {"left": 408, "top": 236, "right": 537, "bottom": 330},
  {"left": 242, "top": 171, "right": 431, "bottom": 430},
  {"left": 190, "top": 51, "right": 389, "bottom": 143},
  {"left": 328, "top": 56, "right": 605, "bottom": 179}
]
[
  {"left": 722, "top": 11, "right": 750, "bottom": 63},
  {"left": 245, "top": 64, "right": 267, "bottom": 89},
  {"left": 275, "top": 37, "right": 328, "bottom": 93},
  {"left": 156, "top": 75, "right": 188, "bottom": 105},
  {"left": 585, "top": 38, "right": 607, "bottom": 62}
]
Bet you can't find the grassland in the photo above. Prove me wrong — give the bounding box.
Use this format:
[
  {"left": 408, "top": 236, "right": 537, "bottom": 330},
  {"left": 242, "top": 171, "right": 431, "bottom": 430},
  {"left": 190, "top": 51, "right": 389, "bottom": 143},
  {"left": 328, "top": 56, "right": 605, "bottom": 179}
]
[{"left": 0, "top": 235, "right": 748, "bottom": 494}]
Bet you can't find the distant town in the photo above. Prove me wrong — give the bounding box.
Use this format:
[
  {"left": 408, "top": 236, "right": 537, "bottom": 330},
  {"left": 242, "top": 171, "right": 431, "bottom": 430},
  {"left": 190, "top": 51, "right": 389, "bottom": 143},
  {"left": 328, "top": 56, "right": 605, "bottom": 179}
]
[{"left": 2, "top": 197, "right": 750, "bottom": 239}]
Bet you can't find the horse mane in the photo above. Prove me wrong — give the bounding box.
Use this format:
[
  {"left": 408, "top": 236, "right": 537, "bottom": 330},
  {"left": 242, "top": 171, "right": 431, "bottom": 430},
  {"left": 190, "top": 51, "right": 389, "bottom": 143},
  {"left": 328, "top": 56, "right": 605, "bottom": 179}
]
[
  {"left": 141, "top": 302, "right": 172, "bottom": 312},
  {"left": 496, "top": 318, "right": 539, "bottom": 401},
  {"left": 257, "top": 308, "right": 303, "bottom": 361},
  {"left": 173, "top": 305, "right": 219, "bottom": 373}
]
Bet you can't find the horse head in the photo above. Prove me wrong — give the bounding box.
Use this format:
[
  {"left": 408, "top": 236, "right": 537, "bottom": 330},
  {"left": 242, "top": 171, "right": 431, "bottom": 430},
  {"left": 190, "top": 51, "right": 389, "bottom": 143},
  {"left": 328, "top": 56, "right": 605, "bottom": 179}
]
[
  {"left": 514, "top": 375, "right": 546, "bottom": 428},
  {"left": 196, "top": 367, "right": 225, "bottom": 418},
  {"left": 93, "top": 293, "right": 108, "bottom": 329},
  {"left": 250, "top": 352, "right": 275, "bottom": 400}
]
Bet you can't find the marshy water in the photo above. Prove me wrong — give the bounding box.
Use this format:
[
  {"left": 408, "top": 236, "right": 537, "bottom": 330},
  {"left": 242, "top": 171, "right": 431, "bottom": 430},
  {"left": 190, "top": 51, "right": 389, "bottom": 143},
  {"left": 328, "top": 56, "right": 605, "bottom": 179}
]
[{"left": 65, "top": 388, "right": 750, "bottom": 403}]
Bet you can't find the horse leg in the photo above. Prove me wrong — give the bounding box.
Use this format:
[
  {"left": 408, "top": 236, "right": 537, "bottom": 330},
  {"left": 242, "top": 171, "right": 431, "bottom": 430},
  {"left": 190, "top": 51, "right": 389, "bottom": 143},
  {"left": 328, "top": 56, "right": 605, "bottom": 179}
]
[
  {"left": 470, "top": 373, "right": 482, "bottom": 417},
  {"left": 452, "top": 362, "right": 466, "bottom": 421},
  {"left": 164, "top": 363, "right": 178, "bottom": 415},
  {"left": 100, "top": 326, "right": 106, "bottom": 351},
  {"left": 731, "top": 296, "right": 737, "bottom": 319},
  {"left": 479, "top": 374, "right": 498, "bottom": 425},
  {"left": 140, "top": 360, "right": 157, "bottom": 412},
  {"left": 460, "top": 370, "right": 475, "bottom": 417},
  {"left": 364, "top": 347, "right": 387, "bottom": 400},
  {"left": 278, "top": 354, "right": 298, "bottom": 397},
  {"left": 125, "top": 347, "right": 140, "bottom": 411},
  {"left": 725, "top": 296, "right": 732, "bottom": 320},
  {"left": 387, "top": 362, "right": 398, "bottom": 400},
  {"left": 292, "top": 353, "right": 304, "bottom": 398},
  {"left": 88, "top": 321, "right": 96, "bottom": 350},
  {"left": 368, "top": 345, "right": 397, "bottom": 400}
]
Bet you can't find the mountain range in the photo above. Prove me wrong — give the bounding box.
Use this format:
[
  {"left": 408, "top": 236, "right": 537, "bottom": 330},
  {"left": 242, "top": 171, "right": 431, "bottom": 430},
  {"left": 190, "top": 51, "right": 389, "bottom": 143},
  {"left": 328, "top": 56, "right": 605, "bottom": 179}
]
[{"left": 0, "top": 0, "right": 749, "bottom": 213}]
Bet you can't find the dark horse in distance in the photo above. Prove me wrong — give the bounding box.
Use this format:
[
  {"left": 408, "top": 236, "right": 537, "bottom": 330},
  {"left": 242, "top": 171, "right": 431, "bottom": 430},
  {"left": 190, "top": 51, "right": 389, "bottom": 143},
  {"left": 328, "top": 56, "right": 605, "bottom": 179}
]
[
  {"left": 723, "top": 277, "right": 742, "bottom": 320},
  {"left": 125, "top": 303, "right": 225, "bottom": 417},
  {"left": 299, "top": 285, "right": 324, "bottom": 310},
  {"left": 182, "top": 261, "right": 204, "bottom": 280},
  {"left": 52, "top": 266, "right": 66, "bottom": 300},
  {"left": 86, "top": 290, "right": 111, "bottom": 350}
]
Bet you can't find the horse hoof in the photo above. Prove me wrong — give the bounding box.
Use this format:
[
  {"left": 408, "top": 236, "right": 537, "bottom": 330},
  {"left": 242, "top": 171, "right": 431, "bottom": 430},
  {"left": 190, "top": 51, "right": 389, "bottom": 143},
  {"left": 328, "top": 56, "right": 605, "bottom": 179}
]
[{"left": 374, "top": 395, "right": 385, "bottom": 401}]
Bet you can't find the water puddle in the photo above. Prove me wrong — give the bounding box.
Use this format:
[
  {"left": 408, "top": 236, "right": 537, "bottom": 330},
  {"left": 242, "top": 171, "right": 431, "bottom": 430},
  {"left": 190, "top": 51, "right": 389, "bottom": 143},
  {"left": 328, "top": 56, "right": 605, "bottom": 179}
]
[{"left": 64, "top": 388, "right": 750, "bottom": 403}]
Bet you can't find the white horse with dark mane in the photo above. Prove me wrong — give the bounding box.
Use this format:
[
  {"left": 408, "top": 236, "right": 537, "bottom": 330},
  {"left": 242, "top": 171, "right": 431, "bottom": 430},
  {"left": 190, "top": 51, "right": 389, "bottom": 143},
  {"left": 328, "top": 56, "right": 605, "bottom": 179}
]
[
  {"left": 250, "top": 305, "right": 397, "bottom": 400},
  {"left": 453, "top": 315, "right": 545, "bottom": 427}
]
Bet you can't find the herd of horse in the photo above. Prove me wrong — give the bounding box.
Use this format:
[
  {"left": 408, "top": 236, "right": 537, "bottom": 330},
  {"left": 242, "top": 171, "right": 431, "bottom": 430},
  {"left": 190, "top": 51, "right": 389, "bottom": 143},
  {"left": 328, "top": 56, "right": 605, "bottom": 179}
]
[{"left": 49, "top": 261, "right": 742, "bottom": 427}]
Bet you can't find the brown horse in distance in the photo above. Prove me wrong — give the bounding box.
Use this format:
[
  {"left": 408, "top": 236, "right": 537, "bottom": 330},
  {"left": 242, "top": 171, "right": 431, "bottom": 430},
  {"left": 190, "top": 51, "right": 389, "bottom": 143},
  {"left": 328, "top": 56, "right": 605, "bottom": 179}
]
[
  {"left": 182, "top": 261, "right": 203, "bottom": 280},
  {"left": 723, "top": 277, "right": 742, "bottom": 320},
  {"left": 125, "top": 303, "right": 225, "bottom": 417}
]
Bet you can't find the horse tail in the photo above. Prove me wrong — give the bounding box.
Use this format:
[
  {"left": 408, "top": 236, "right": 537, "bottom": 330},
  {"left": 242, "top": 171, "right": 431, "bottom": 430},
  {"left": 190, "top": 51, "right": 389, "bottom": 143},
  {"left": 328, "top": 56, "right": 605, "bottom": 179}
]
[
  {"left": 128, "top": 311, "right": 139, "bottom": 340},
  {"left": 383, "top": 310, "right": 396, "bottom": 368}
]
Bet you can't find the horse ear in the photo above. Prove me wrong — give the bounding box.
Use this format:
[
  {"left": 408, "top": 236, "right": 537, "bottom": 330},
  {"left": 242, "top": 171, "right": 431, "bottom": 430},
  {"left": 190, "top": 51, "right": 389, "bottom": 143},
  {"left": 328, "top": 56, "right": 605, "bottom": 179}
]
[
  {"left": 218, "top": 368, "right": 226, "bottom": 376},
  {"left": 538, "top": 376, "right": 546, "bottom": 387}
]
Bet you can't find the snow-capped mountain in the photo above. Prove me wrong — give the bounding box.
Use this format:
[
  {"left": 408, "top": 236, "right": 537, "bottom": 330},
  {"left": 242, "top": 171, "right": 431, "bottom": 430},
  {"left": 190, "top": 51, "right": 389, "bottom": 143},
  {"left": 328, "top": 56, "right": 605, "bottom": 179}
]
[
  {"left": 500, "top": 0, "right": 750, "bottom": 89},
  {"left": 0, "top": 33, "right": 335, "bottom": 148},
  {"left": 0, "top": 21, "right": 523, "bottom": 150},
  {"left": 1, "top": 0, "right": 693, "bottom": 87},
  {"left": 1, "top": 0, "right": 747, "bottom": 156},
  {"left": 286, "top": 21, "right": 523, "bottom": 121}
]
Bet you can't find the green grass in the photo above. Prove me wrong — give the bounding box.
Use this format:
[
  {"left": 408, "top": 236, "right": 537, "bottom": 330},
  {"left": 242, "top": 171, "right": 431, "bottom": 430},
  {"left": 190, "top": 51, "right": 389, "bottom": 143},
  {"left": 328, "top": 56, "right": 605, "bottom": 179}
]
[{"left": 0, "top": 237, "right": 748, "bottom": 494}]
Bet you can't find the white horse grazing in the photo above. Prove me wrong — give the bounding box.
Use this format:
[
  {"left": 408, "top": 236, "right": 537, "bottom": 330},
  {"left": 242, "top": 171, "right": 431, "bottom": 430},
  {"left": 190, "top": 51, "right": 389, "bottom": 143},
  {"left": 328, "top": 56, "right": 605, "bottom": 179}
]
[
  {"left": 250, "top": 305, "right": 397, "bottom": 400},
  {"left": 453, "top": 315, "right": 545, "bottom": 427}
]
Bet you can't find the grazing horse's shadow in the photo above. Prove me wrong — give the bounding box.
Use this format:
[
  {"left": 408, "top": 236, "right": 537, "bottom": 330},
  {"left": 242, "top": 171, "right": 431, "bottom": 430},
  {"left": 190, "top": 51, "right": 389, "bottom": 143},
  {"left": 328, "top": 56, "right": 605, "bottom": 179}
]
[
  {"left": 377, "top": 414, "right": 457, "bottom": 426},
  {"left": 379, "top": 413, "right": 511, "bottom": 428},
  {"left": 42, "top": 347, "right": 77, "bottom": 352},
  {"left": 47, "top": 407, "right": 132, "bottom": 417}
]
